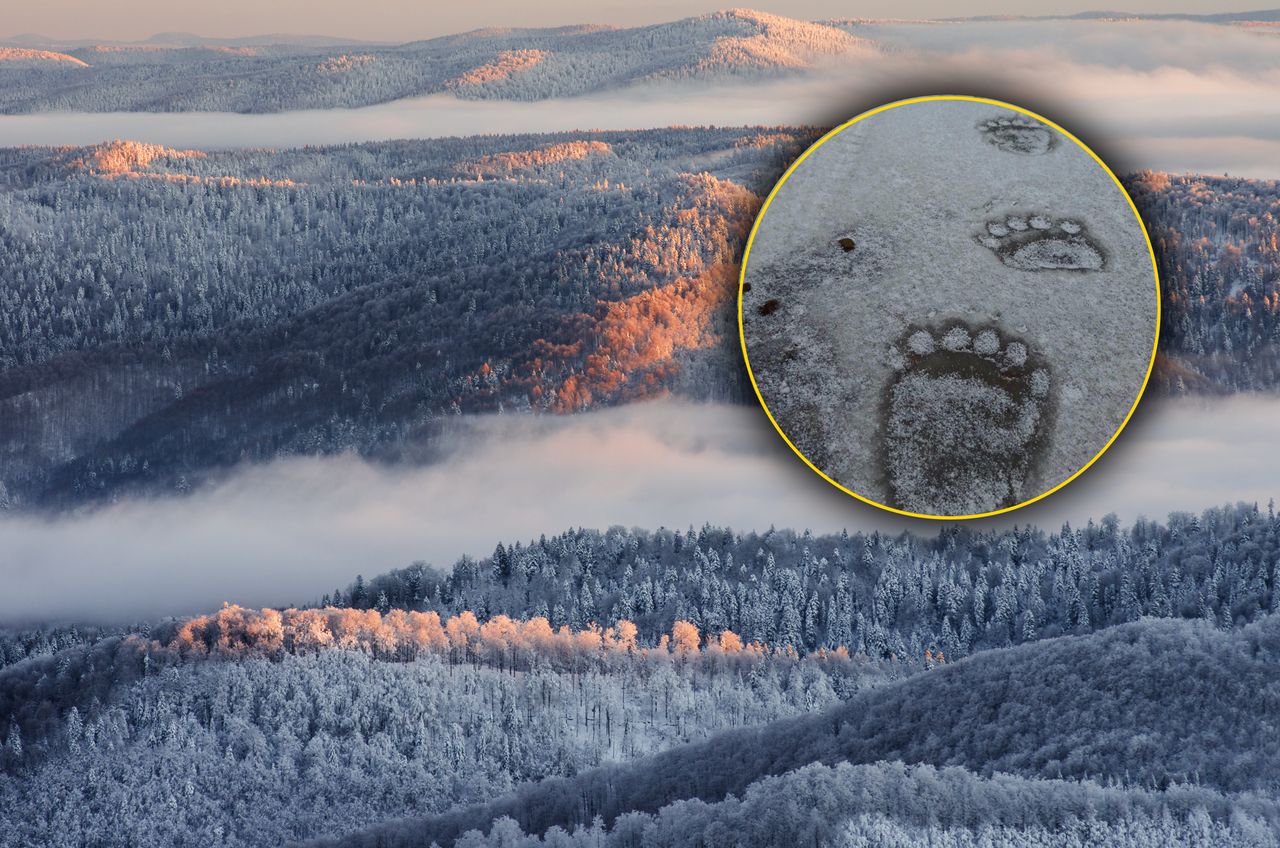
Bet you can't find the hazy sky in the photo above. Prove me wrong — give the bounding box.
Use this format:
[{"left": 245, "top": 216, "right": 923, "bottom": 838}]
[{"left": 4, "top": 1, "right": 1276, "bottom": 42}]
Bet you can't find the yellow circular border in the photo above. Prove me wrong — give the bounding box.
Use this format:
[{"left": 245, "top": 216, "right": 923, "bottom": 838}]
[{"left": 738, "top": 94, "right": 1161, "bottom": 521}]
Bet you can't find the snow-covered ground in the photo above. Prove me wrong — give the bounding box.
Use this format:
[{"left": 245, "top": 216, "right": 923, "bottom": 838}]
[{"left": 742, "top": 97, "right": 1158, "bottom": 516}]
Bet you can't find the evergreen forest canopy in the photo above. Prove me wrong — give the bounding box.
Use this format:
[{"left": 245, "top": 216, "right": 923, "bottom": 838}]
[
  {"left": 0, "top": 128, "right": 796, "bottom": 507},
  {"left": 0, "top": 128, "right": 1276, "bottom": 508},
  {"left": 4, "top": 503, "right": 1280, "bottom": 847},
  {"left": 332, "top": 501, "right": 1280, "bottom": 661}
]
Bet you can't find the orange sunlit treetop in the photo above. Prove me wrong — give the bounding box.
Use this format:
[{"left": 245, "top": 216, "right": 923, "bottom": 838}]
[
  {"left": 160, "top": 604, "right": 867, "bottom": 673},
  {"left": 446, "top": 49, "right": 548, "bottom": 93}
]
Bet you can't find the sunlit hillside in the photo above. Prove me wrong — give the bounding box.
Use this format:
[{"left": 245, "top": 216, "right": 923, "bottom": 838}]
[
  {"left": 0, "top": 10, "right": 877, "bottom": 113},
  {"left": 0, "top": 130, "right": 1275, "bottom": 508},
  {"left": 0, "top": 128, "right": 807, "bottom": 507}
]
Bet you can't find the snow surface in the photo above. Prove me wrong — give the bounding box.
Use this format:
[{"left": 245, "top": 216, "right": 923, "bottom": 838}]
[{"left": 742, "top": 98, "right": 1157, "bottom": 515}]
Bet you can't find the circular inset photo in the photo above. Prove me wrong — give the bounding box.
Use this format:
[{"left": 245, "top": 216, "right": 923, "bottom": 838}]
[{"left": 740, "top": 96, "right": 1159, "bottom": 519}]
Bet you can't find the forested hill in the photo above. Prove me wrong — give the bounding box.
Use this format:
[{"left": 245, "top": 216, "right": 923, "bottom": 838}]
[
  {"left": 335, "top": 502, "right": 1280, "bottom": 662},
  {"left": 0, "top": 607, "right": 880, "bottom": 847},
  {"left": 6, "top": 508, "right": 1280, "bottom": 846},
  {"left": 319, "top": 614, "right": 1280, "bottom": 847},
  {"left": 7, "top": 546, "right": 1280, "bottom": 847},
  {"left": 0, "top": 10, "right": 877, "bottom": 113},
  {"left": 0, "top": 131, "right": 1276, "bottom": 508},
  {"left": 432, "top": 763, "right": 1280, "bottom": 848},
  {"left": 0, "top": 128, "right": 810, "bottom": 507}
]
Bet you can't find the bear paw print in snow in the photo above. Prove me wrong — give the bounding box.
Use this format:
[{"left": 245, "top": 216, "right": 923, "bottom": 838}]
[
  {"left": 979, "top": 115, "right": 1056, "bottom": 155},
  {"left": 882, "top": 323, "right": 1052, "bottom": 516},
  {"left": 977, "top": 215, "right": 1104, "bottom": 272}
]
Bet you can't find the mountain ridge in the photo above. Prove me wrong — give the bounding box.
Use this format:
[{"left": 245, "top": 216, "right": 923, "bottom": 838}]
[
  {"left": 7, "top": 7, "right": 1280, "bottom": 51},
  {"left": 0, "top": 9, "right": 876, "bottom": 114},
  {"left": 0, "top": 132, "right": 1273, "bottom": 508}
]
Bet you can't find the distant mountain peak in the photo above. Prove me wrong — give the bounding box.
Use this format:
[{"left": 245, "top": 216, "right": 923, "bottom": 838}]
[{"left": 676, "top": 8, "right": 877, "bottom": 73}]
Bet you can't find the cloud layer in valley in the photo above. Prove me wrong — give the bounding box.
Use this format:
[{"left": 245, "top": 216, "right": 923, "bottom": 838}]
[
  {"left": 2, "top": 21, "right": 1279, "bottom": 176},
  {"left": 2, "top": 395, "right": 1278, "bottom": 622}
]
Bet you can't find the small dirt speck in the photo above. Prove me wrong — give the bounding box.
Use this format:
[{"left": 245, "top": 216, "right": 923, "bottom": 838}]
[{"left": 758, "top": 299, "right": 780, "bottom": 316}]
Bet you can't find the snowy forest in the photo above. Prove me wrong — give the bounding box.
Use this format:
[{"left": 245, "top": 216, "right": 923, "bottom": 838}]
[
  {"left": 0, "top": 127, "right": 1277, "bottom": 508},
  {"left": 5, "top": 10, "right": 1280, "bottom": 846},
  {"left": 0, "top": 11, "right": 876, "bottom": 113},
  {"left": 0, "top": 128, "right": 798, "bottom": 507},
  {"left": 1129, "top": 171, "right": 1280, "bottom": 392},
  {"left": 4, "top": 505, "right": 1280, "bottom": 846},
  {"left": 334, "top": 502, "right": 1280, "bottom": 660}
]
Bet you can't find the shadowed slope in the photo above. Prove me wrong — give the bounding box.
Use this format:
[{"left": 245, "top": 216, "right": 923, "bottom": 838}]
[{"left": 320, "top": 614, "right": 1280, "bottom": 846}]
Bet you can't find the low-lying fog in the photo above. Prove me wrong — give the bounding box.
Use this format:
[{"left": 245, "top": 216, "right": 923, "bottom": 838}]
[{"left": 1, "top": 395, "right": 1276, "bottom": 622}]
